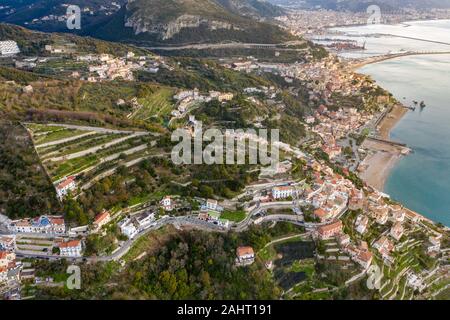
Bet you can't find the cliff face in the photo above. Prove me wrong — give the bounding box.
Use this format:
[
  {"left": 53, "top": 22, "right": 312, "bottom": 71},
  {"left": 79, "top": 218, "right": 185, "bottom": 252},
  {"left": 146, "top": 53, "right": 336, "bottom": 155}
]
[
  {"left": 124, "top": 13, "right": 236, "bottom": 40},
  {"left": 90, "top": 0, "right": 294, "bottom": 45}
]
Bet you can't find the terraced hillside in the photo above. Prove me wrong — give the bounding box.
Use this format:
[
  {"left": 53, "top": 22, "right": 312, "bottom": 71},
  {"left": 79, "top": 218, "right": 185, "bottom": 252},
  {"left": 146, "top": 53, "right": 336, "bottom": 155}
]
[{"left": 25, "top": 123, "right": 158, "bottom": 194}]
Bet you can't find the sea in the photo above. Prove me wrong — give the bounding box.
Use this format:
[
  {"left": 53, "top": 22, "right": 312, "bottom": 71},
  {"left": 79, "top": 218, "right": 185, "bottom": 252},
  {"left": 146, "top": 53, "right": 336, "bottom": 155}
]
[{"left": 318, "top": 20, "right": 450, "bottom": 226}]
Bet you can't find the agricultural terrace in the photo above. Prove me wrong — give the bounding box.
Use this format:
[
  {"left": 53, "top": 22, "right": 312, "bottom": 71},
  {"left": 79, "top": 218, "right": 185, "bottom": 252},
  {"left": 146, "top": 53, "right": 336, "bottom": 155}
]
[{"left": 25, "top": 123, "right": 157, "bottom": 190}]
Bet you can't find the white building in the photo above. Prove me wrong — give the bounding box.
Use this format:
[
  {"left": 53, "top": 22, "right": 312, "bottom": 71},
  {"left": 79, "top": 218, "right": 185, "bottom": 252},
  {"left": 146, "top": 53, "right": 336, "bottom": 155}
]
[
  {"left": 135, "top": 211, "right": 155, "bottom": 229},
  {"left": 305, "top": 116, "right": 315, "bottom": 124},
  {"left": 119, "top": 218, "right": 138, "bottom": 239},
  {"left": 58, "top": 240, "right": 82, "bottom": 258},
  {"left": 355, "top": 215, "right": 368, "bottom": 234},
  {"left": 407, "top": 272, "right": 426, "bottom": 292},
  {"left": 0, "top": 235, "right": 16, "bottom": 251},
  {"left": 206, "top": 199, "right": 218, "bottom": 211},
  {"left": 427, "top": 236, "right": 441, "bottom": 254},
  {"left": 9, "top": 216, "right": 65, "bottom": 235},
  {"left": 390, "top": 222, "right": 404, "bottom": 241},
  {"left": 272, "top": 186, "right": 296, "bottom": 200},
  {"left": 160, "top": 196, "right": 173, "bottom": 211},
  {"left": 0, "top": 41, "right": 20, "bottom": 57},
  {"left": 236, "top": 246, "right": 255, "bottom": 266},
  {"left": 55, "top": 176, "right": 77, "bottom": 200},
  {"left": 93, "top": 210, "right": 111, "bottom": 231}
]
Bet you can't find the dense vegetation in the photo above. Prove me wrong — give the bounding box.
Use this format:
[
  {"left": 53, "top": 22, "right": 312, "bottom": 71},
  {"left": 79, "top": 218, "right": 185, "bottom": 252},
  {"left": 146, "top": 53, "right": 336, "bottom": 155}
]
[
  {"left": 0, "top": 122, "right": 61, "bottom": 218},
  {"left": 33, "top": 223, "right": 306, "bottom": 299}
]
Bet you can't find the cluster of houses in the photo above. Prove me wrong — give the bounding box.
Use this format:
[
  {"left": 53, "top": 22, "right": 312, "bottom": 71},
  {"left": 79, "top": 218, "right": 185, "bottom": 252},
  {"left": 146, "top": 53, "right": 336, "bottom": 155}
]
[
  {"left": 8, "top": 216, "right": 66, "bottom": 235},
  {"left": 312, "top": 105, "right": 375, "bottom": 160},
  {"left": 317, "top": 220, "right": 374, "bottom": 269},
  {"left": 171, "top": 88, "right": 234, "bottom": 119},
  {"left": 304, "top": 168, "right": 354, "bottom": 222},
  {"left": 197, "top": 199, "right": 229, "bottom": 229},
  {"left": 0, "top": 235, "right": 21, "bottom": 292},
  {"left": 119, "top": 211, "right": 156, "bottom": 239},
  {"left": 76, "top": 52, "right": 162, "bottom": 82},
  {"left": 26, "top": 2, "right": 121, "bottom": 26},
  {"left": 223, "top": 55, "right": 388, "bottom": 163}
]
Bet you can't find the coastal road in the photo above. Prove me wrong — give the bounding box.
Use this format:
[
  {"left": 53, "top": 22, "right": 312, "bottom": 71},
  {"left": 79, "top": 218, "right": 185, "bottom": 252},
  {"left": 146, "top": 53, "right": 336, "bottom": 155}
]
[
  {"left": 13, "top": 216, "right": 227, "bottom": 263},
  {"left": 144, "top": 40, "right": 307, "bottom": 51},
  {"left": 11, "top": 202, "right": 347, "bottom": 263}
]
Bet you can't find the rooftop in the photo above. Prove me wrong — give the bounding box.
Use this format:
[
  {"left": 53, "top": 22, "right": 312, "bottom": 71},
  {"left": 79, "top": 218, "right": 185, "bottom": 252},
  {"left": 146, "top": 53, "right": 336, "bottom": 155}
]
[
  {"left": 237, "top": 246, "right": 254, "bottom": 257},
  {"left": 58, "top": 240, "right": 81, "bottom": 249}
]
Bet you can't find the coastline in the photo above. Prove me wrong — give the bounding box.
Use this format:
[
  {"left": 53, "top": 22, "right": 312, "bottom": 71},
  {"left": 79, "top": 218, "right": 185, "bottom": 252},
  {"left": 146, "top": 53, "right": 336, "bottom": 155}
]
[{"left": 358, "top": 104, "right": 409, "bottom": 191}]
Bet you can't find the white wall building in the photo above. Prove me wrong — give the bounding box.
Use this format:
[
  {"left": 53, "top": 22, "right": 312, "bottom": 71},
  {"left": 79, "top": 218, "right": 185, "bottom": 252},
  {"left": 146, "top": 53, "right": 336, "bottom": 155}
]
[
  {"left": 0, "top": 235, "right": 16, "bottom": 251},
  {"left": 55, "top": 176, "right": 77, "bottom": 200},
  {"left": 0, "top": 41, "right": 20, "bottom": 57},
  {"left": 355, "top": 215, "right": 368, "bottom": 234},
  {"left": 272, "top": 186, "right": 296, "bottom": 200},
  {"left": 119, "top": 218, "right": 138, "bottom": 239},
  {"left": 160, "top": 196, "right": 173, "bottom": 211},
  {"left": 206, "top": 199, "right": 218, "bottom": 211},
  {"left": 236, "top": 246, "right": 255, "bottom": 266},
  {"left": 9, "top": 216, "right": 65, "bottom": 235},
  {"left": 58, "top": 240, "right": 82, "bottom": 258},
  {"left": 135, "top": 212, "right": 155, "bottom": 229}
]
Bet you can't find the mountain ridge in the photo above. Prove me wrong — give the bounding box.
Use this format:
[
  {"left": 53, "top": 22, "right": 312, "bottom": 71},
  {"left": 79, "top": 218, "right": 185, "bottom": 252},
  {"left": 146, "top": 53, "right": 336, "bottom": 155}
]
[{"left": 89, "top": 0, "right": 295, "bottom": 46}]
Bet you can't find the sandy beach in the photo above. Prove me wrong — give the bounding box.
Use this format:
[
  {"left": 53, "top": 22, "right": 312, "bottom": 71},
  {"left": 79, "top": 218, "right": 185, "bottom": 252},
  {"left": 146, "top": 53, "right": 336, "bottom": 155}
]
[
  {"left": 358, "top": 104, "right": 410, "bottom": 190},
  {"left": 377, "top": 104, "right": 408, "bottom": 140}
]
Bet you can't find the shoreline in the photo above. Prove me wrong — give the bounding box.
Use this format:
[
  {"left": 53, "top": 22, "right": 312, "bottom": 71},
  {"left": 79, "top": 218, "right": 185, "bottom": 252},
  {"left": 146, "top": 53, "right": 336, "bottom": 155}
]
[{"left": 358, "top": 104, "right": 409, "bottom": 191}]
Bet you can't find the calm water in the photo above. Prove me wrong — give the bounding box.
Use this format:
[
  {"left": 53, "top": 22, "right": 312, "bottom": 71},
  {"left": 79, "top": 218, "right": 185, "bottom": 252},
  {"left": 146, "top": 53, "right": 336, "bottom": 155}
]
[
  {"left": 329, "top": 20, "right": 450, "bottom": 226},
  {"left": 360, "top": 56, "right": 450, "bottom": 226},
  {"left": 324, "top": 19, "right": 450, "bottom": 58}
]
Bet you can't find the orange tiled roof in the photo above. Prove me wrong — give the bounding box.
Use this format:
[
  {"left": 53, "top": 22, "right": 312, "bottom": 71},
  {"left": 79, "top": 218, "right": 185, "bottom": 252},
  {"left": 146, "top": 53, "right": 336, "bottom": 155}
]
[
  {"left": 318, "top": 220, "right": 343, "bottom": 233},
  {"left": 94, "top": 210, "right": 110, "bottom": 224},
  {"left": 237, "top": 246, "right": 254, "bottom": 257},
  {"left": 58, "top": 240, "right": 80, "bottom": 249},
  {"left": 57, "top": 176, "right": 75, "bottom": 190}
]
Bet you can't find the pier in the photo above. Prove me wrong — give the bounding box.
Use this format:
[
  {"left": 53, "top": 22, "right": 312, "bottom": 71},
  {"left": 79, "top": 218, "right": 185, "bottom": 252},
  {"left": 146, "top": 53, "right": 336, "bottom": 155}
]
[{"left": 350, "top": 50, "right": 450, "bottom": 69}]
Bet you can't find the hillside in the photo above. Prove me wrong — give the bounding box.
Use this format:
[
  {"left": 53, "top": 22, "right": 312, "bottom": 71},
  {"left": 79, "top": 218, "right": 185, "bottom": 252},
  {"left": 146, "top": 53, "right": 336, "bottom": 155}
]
[
  {"left": 0, "top": 0, "right": 293, "bottom": 45},
  {"left": 89, "top": 0, "right": 295, "bottom": 45},
  {"left": 0, "top": 0, "right": 126, "bottom": 32},
  {"left": 216, "top": 0, "right": 285, "bottom": 19}
]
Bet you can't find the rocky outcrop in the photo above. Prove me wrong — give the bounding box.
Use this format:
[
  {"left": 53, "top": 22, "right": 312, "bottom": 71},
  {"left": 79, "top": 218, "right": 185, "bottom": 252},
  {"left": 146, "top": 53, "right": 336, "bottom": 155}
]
[{"left": 124, "top": 14, "right": 237, "bottom": 40}]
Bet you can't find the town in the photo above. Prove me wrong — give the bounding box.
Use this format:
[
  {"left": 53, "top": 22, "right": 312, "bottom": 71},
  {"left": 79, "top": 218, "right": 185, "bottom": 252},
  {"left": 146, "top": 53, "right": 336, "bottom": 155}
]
[{"left": 0, "top": 7, "right": 449, "bottom": 301}]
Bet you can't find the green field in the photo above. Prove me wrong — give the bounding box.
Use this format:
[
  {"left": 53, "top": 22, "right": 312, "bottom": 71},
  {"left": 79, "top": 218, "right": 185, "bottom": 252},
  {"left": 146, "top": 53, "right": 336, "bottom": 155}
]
[
  {"left": 34, "top": 128, "right": 88, "bottom": 145},
  {"left": 50, "top": 155, "right": 99, "bottom": 181},
  {"left": 220, "top": 210, "right": 246, "bottom": 222},
  {"left": 133, "top": 87, "right": 174, "bottom": 120}
]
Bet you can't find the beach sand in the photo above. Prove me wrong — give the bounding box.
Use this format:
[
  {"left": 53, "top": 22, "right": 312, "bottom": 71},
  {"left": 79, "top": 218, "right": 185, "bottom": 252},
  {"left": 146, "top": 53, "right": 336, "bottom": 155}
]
[
  {"left": 358, "top": 104, "right": 409, "bottom": 190},
  {"left": 377, "top": 104, "right": 408, "bottom": 140},
  {"left": 359, "top": 149, "right": 402, "bottom": 190}
]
